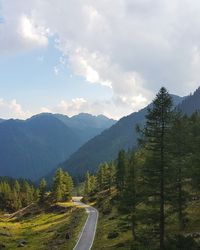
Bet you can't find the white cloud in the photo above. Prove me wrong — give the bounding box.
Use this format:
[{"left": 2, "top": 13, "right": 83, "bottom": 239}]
[
  {"left": 40, "top": 107, "right": 52, "bottom": 113},
  {"left": 2, "top": 0, "right": 200, "bottom": 117},
  {"left": 19, "top": 15, "right": 48, "bottom": 46},
  {"left": 0, "top": 99, "right": 31, "bottom": 119},
  {"left": 57, "top": 98, "right": 88, "bottom": 116}
]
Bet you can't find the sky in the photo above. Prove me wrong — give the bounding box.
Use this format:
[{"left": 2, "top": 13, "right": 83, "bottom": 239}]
[{"left": 1, "top": 0, "right": 200, "bottom": 120}]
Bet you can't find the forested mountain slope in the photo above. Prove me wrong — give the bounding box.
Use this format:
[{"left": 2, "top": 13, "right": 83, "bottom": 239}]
[
  {"left": 0, "top": 113, "right": 115, "bottom": 180},
  {"left": 177, "top": 87, "right": 200, "bottom": 115},
  {"left": 60, "top": 94, "right": 184, "bottom": 178}
]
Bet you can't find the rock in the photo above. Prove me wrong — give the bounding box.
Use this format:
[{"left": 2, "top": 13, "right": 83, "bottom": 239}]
[
  {"left": 17, "top": 243, "right": 25, "bottom": 247},
  {"left": 192, "top": 232, "right": 200, "bottom": 238},
  {"left": 18, "top": 239, "right": 28, "bottom": 245}
]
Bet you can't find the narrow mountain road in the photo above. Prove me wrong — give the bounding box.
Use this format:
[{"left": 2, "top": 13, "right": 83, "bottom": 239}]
[{"left": 72, "top": 198, "right": 99, "bottom": 250}]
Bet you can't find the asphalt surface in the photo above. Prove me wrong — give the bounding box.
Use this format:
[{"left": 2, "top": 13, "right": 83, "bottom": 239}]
[{"left": 73, "top": 201, "right": 99, "bottom": 250}]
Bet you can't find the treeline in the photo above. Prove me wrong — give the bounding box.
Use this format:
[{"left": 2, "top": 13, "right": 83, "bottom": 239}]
[
  {"left": 84, "top": 87, "right": 200, "bottom": 249},
  {"left": 0, "top": 179, "right": 38, "bottom": 212},
  {"left": 0, "top": 168, "right": 74, "bottom": 212}
]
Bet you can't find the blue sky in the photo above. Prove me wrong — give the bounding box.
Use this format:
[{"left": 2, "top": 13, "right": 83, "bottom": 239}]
[
  {"left": 1, "top": 0, "right": 200, "bottom": 119},
  {"left": 0, "top": 38, "right": 112, "bottom": 119}
]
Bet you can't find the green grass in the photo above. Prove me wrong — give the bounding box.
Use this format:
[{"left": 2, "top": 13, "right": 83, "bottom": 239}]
[
  {"left": 92, "top": 207, "right": 132, "bottom": 250},
  {"left": 90, "top": 190, "right": 133, "bottom": 250},
  {"left": 91, "top": 190, "right": 200, "bottom": 250},
  {"left": 0, "top": 203, "right": 87, "bottom": 250}
]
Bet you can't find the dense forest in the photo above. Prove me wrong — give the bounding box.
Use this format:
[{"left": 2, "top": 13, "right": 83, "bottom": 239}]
[
  {"left": 0, "top": 169, "right": 73, "bottom": 213},
  {"left": 84, "top": 87, "right": 200, "bottom": 249}
]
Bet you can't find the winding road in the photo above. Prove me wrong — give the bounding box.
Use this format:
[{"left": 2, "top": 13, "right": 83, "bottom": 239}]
[{"left": 73, "top": 198, "right": 99, "bottom": 250}]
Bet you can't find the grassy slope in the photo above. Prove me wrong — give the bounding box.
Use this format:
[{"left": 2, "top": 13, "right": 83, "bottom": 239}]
[
  {"left": 0, "top": 202, "right": 87, "bottom": 250},
  {"left": 91, "top": 190, "right": 200, "bottom": 250},
  {"left": 90, "top": 189, "right": 133, "bottom": 250}
]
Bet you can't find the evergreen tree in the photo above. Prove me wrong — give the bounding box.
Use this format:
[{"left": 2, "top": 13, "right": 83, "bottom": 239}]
[
  {"left": 52, "top": 168, "right": 73, "bottom": 202},
  {"left": 13, "top": 180, "right": 22, "bottom": 209},
  {"left": 108, "top": 162, "right": 115, "bottom": 192},
  {"left": 122, "top": 152, "right": 137, "bottom": 239},
  {"left": 39, "top": 178, "right": 47, "bottom": 203},
  {"left": 189, "top": 112, "right": 200, "bottom": 192},
  {"left": 84, "top": 172, "right": 91, "bottom": 195},
  {"left": 23, "top": 181, "right": 34, "bottom": 206},
  {"left": 53, "top": 168, "right": 65, "bottom": 202},
  {"left": 63, "top": 172, "right": 73, "bottom": 201},
  {"left": 138, "top": 87, "right": 174, "bottom": 249},
  {"left": 169, "top": 113, "right": 190, "bottom": 231},
  {"left": 116, "top": 150, "right": 126, "bottom": 195}
]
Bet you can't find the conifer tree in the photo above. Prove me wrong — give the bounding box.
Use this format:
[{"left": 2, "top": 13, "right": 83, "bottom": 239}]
[
  {"left": 189, "top": 112, "right": 200, "bottom": 192},
  {"left": 116, "top": 150, "right": 126, "bottom": 195},
  {"left": 39, "top": 178, "right": 47, "bottom": 203},
  {"left": 84, "top": 172, "right": 91, "bottom": 195},
  {"left": 63, "top": 172, "right": 73, "bottom": 200},
  {"left": 13, "top": 180, "right": 22, "bottom": 209},
  {"left": 52, "top": 168, "right": 73, "bottom": 202},
  {"left": 138, "top": 87, "right": 174, "bottom": 249},
  {"left": 169, "top": 113, "right": 190, "bottom": 231},
  {"left": 53, "top": 168, "right": 65, "bottom": 202},
  {"left": 123, "top": 152, "right": 137, "bottom": 239}
]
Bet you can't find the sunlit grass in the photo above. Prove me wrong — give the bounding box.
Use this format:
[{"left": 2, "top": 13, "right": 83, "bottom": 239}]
[{"left": 0, "top": 203, "right": 87, "bottom": 250}]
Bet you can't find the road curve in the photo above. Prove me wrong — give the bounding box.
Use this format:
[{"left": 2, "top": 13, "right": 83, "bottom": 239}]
[{"left": 73, "top": 199, "right": 99, "bottom": 250}]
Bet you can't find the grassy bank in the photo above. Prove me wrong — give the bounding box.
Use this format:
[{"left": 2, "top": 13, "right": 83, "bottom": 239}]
[
  {"left": 0, "top": 202, "right": 87, "bottom": 250},
  {"left": 91, "top": 189, "right": 200, "bottom": 250}
]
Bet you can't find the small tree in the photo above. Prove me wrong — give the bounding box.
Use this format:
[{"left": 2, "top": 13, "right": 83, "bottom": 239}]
[{"left": 39, "top": 178, "right": 47, "bottom": 203}]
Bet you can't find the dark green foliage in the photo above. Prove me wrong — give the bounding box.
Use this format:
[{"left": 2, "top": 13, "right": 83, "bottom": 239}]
[
  {"left": 188, "top": 112, "right": 200, "bottom": 191},
  {"left": 177, "top": 87, "right": 200, "bottom": 115},
  {"left": 116, "top": 150, "right": 126, "bottom": 194},
  {"left": 84, "top": 172, "right": 97, "bottom": 195},
  {"left": 138, "top": 87, "right": 174, "bottom": 249},
  {"left": 165, "top": 235, "right": 200, "bottom": 250},
  {"left": 39, "top": 178, "right": 47, "bottom": 203},
  {"left": 61, "top": 95, "right": 184, "bottom": 178},
  {"left": 169, "top": 113, "right": 191, "bottom": 231},
  {"left": 52, "top": 168, "right": 73, "bottom": 202},
  {"left": 107, "top": 230, "right": 119, "bottom": 239},
  {"left": 88, "top": 87, "right": 200, "bottom": 249},
  {"left": 0, "top": 178, "right": 37, "bottom": 212}
]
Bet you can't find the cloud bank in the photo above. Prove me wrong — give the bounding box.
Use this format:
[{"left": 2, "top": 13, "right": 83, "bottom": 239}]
[{"left": 1, "top": 0, "right": 200, "bottom": 118}]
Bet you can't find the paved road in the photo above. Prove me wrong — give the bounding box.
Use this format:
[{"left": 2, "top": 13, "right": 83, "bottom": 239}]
[{"left": 73, "top": 200, "right": 99, "bottom": 250}]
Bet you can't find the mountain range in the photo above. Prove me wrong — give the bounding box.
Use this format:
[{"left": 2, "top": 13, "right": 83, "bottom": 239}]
[
  {"left": 59, "top": 89, "right": 200, "bottom": 179},
  {"left": 57, "top": 95, "right": 183, "bottom": 179},
  {"left": 1, "top": 87, "right": 200, "bottom": 181},
  {"left": 0, "top": 113, "right": 116, "bottom": 180}
]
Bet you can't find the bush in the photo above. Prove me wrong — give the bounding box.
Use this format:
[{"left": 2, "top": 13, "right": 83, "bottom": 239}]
[
  {"left": 102, "top": 201, "right": 112, "bottom": 215},
  {"left": 107, "top": 230, "right": 119, "bottom": 239},
  {"left": 165, "top": 234, "right": 200, "bottom": 250}
]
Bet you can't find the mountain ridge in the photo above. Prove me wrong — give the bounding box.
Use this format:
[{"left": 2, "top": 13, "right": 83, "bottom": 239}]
[
  {"left": 58, "top": 94, "right": 184, "bottom": 179},
  {"left": 0, "top": 113, "right": 116, "bottom": 180}
]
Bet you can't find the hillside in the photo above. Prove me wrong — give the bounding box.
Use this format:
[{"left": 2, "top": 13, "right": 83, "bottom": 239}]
[
  {"left": 87, "top": 188, "right": 200, "bottom": 250},
  {"left": 177, "top": 87, "right": 200, "bottom": 115},
  {"left": 0, "top": 202, "right": 87, "bottom": 250},
  {"left": 0, "top": 113, "right": 115, "bottom": 180},
  {"left": 60, "top": 94, "right": 183, "bottom": 178}
]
